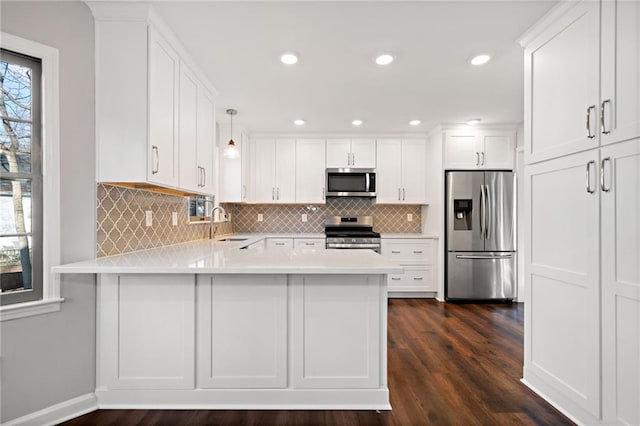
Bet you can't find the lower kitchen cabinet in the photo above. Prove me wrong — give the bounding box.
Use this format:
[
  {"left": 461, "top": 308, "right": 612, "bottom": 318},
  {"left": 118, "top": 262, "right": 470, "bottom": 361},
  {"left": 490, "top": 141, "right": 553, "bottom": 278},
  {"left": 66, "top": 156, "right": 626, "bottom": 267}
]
[
  {"left": 97, "top": 274, "right": 196, "bottom": 390},
  {"left": 196, "top": 275, "right": 287, "bottom": 388},
  {"left": 266, "top": 238, "right": 294, "bottom": 249},
  {"left": 293, "top": 238, "right": 325, "bottom": 250},
  {"left": 381, "top": 238, "right": 437, "bottom": 294}
]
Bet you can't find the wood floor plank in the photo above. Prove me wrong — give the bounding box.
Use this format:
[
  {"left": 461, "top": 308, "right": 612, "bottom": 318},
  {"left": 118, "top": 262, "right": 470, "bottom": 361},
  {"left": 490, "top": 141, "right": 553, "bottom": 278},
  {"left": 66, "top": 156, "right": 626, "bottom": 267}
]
[{"left": 60, "top": 300, "right": 574, "bottom": 425}]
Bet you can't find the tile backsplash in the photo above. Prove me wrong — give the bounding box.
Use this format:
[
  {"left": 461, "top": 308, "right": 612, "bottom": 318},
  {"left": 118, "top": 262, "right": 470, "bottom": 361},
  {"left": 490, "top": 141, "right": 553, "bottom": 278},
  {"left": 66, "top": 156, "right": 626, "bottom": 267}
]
[
  {"left": 97, "top": 185, "right": 421, "bottom": 257},
  {"left": 224, "top": 198, "right": 421, "bottom": 234},
  {"left": 97, "top": 184, "right": 216, "bottom": 257}
]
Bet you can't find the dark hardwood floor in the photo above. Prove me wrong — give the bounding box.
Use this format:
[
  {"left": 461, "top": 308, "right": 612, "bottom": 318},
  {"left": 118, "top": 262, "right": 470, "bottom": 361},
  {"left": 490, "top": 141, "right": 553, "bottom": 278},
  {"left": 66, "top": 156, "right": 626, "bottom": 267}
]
[{"left": 61, "top": 299, "right": 573, "bottom": 425}]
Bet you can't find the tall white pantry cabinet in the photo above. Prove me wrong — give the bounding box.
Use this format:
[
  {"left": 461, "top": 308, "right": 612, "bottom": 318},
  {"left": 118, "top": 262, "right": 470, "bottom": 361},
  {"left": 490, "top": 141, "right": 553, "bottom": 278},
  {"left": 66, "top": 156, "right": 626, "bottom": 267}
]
[{"left": 521, "top": 1, "right": 640, "bottom": 425}]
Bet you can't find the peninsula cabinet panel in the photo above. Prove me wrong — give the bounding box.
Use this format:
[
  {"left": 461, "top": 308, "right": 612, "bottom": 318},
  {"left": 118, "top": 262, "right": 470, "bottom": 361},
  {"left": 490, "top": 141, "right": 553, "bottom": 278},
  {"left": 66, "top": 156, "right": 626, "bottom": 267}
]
[
  {"left": 196, "top": 275, "right": 287, "bottom": 389},
  {"left": 97, "top": 274, "right": 195, "bottom": 390},
  {"left": 601, "top": 139, "right": 640, "bottom": 425},
  {"left": 291, "top": 275, "right": 381, "bottom": 389},
  {"left": 524, "top": 150, "right": 600, "bottom": 418},
  {"left": 296, "top": 139, "right": 326, "bottom": 204}
]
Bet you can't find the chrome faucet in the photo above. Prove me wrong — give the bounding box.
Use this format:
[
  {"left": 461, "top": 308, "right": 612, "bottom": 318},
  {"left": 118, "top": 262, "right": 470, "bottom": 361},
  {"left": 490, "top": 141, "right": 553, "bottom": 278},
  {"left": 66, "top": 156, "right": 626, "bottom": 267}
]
[{"left": 203, "top": 200, "right": 227, "bottom": 239}]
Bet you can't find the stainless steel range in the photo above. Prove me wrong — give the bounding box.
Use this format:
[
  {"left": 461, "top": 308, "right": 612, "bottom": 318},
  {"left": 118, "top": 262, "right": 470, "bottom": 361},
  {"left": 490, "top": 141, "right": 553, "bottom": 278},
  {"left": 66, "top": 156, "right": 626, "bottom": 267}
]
[{"left": 325, "top": 216, "right": 381, "bottom": 253}]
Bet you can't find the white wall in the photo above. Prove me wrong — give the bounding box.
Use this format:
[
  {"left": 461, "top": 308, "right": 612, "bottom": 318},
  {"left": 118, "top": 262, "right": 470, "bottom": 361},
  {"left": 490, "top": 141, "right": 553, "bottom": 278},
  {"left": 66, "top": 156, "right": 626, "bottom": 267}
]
[{"left": 0, "top": 2, "right": 97, "bottom": 422}]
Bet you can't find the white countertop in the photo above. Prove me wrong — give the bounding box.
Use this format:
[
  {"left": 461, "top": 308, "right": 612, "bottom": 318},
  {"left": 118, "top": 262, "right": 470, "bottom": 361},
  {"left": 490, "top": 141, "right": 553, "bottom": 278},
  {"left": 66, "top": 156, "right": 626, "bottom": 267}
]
[
  {"left": 53, "top": 238, "right": 403, "bottom": 275},
  {"left": 380, "top": 233, "right": 439, "bottom": 239}
]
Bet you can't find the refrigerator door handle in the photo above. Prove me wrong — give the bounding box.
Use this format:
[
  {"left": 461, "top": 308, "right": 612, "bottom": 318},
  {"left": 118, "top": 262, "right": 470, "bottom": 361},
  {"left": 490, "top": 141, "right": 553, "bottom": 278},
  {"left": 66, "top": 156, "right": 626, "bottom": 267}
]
[
  {"left": 483, "top": 184, "right": 489, "bottom": 239},
  {"left": 479, "top": 186, "right": 484, "bottom": 239},
  {"left": 455, "top": 254, "right": 513, "bottom": 260}
]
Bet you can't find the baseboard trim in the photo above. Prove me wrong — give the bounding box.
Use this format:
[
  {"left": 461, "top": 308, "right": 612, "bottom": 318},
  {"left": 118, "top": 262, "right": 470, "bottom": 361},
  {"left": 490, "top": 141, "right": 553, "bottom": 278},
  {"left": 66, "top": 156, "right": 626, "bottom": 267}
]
[
  {"left": 520, "top": 378, "right": 586, "bottom": 426},
  {"left": 3, "top": 393, "right": 98, "bottom": 426}
]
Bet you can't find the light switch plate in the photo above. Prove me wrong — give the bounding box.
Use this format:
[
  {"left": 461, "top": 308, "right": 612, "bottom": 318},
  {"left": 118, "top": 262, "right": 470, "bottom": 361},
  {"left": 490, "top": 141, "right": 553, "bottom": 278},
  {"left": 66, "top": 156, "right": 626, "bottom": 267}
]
[
  {"left": 172, "top": 212, "right": 178, "bottom": 226},
  {"left": 257, "top": 213, "right": 264, "bottom": 222},
  {"left": 301, "top": 214, "right": 308, "bottom": 222},
  {"left": 407, "top": 213, "right": 413, "bottom": 222},
  {"left": 145, "top": 210, "right": 153, "bottom": 227}
]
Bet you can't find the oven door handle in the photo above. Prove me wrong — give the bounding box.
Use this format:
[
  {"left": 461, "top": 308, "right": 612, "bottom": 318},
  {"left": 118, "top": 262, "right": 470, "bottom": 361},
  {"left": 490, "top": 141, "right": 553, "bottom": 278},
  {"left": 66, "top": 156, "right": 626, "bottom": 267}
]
[{"left": 327, "top": 244, "right": 381, "bottom": 249}]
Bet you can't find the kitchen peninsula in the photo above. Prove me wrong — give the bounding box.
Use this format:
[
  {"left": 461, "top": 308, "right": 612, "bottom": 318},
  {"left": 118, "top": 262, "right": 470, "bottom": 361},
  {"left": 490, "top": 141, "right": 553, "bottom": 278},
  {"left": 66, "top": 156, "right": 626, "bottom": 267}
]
[{"left": 53, "top": 238, "right": 402, "bottom": 410}]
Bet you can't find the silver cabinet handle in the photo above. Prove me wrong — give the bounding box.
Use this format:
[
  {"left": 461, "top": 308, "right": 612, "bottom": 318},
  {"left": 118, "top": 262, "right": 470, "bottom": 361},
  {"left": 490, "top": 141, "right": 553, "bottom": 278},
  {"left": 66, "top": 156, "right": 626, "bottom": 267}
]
[
  {"left": 198, "top": 166, "right": 203, "bottom": 187},
  {"left": 391, "top": 277, "right": 401, "bottom": 281},
  {"left": 322, "top": 187, "right": 325, "bottom": 200},
  {"left": 242, "top": 185, "right": 247, "bottom": 199},
  {"left": 391, "top": 250, "right": 401, "bottom": 254},
  {"left": 398, "top": 188, "right": 401, "bottom": 200},
  {"left": 413, "top": 250, "right": 423, "bottom": 254},
  {"left": 352, "top": 152, "right": 355, "bottom": 166},
  {"left": 586, "top": 161, "right": 596, "bottom": 193},
  {"left": 275, "top": 242, "right": 285, "bottom": 246},
  {"left": 152, "top": 145, "right": 159, "bottom": 174},
  {"left": 600, "top": 157, "right": 611, "bottom": 192},
  {"left": 586, "top": 105, "right": 597, "bottom": 139},
  {"left": 413, "top": 277, "right": 423, "bottom": 281},
  {"left": 601, "top": 99, "right": 611, "bottom": 135},
  {"left": 277, "top": 187, "right": 280, "bottom": 200},
  {"left": 305, "top": 242, "right": 315, "bottom": 246},
  {"left": 272, "top": 187, "right": 275, "bottom": 200},
  {"left": 481, "top": 152, "right": 485, "bottom": 166},
  {"left": 475, "top": 152, "right": 480, "bottom": 166},
  {"left": 402, "top": 188, "right": 406, "bottom": 200}
]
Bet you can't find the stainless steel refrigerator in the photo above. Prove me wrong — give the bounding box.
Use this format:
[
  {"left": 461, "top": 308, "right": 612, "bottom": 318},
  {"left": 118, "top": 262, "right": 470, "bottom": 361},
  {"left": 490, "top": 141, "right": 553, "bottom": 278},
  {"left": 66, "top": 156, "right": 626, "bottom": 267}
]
[{"left": 445, "top": 171, "right": 516, "bottom": 301}]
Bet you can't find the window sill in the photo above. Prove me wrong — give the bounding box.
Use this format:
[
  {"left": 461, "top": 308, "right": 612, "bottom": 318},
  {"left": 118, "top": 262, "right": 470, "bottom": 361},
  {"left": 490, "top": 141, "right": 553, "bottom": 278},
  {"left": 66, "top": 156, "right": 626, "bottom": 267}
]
[{"left": 0, "top": 298, "right": 64, "bottom": 322}]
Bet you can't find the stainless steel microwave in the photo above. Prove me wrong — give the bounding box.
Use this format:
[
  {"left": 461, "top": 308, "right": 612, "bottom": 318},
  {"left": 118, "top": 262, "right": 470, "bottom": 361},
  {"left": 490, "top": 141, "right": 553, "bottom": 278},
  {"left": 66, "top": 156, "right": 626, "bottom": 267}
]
[{"left": 325, "top": 168, "right": 376, "bottom": 197}]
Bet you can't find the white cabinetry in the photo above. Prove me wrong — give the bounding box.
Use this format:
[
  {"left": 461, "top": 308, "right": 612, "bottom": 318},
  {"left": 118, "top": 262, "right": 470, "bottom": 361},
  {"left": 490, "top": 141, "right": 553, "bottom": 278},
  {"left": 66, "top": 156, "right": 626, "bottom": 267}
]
[
  {"left": 326, "top": 139, "right": 376, "bottom": 168},
  {"left": 381, "top": 239, "right": 437, "bottom": 294},
  {"left": 376, "top": 139, "right": 427, "bottom": 204},
  {"left": 265, "top": 238, "right": 294, "bottom": 250},
  {"left": 197, "top": 275, "right": 287, "bottom": 388},
  {"left": 91, "top": 5, "right": 217, "bottom": 195},
  {"left": 444, "top": 129, "right": 515, "bottom": 170},
  {"left": 521, "top": 2, "right": 640, "bottom": 423},
  {"left": 296, "top": 139, "right": 326, "bottom": 204},
  {"left": 524, "top": 0, "right": 640, "bottom": 163},
  {"left": 293, "top": 238, "right": 325, "bottom": 250},
  {"left": 220, "top": 125, "right": 251, "bottom": 202},
  {"left": 179, "top": 64, "right": 215, "bottom": 193},
  {"left": 253, "top": 139, "right": 296, "bottom": 203}
]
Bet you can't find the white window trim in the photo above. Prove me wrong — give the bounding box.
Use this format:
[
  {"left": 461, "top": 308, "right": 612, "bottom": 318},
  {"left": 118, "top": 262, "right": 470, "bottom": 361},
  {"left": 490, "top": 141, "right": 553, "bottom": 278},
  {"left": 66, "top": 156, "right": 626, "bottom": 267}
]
[{"left": 0, "top": 32, "right": 62, "bottom": 321}]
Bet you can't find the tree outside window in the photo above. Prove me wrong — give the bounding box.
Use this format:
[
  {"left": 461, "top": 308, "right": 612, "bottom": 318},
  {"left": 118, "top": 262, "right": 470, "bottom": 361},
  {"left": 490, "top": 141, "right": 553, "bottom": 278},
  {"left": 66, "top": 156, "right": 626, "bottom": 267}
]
[{"left": 0, "top": 48, "right": 43, "bottom": 305}]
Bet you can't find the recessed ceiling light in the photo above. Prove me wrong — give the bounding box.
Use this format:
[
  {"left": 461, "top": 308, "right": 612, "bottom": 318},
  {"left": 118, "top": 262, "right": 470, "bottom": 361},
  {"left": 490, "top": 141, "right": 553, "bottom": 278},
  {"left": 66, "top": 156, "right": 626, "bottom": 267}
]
[
  {"left": 280, "top": 52, "right": 298, "bottom": 65},
  {"left": 375, "top": 54, "right": 394, "bottom": 66},
  {"left": 466, "top": 118, "right": 481, "bottom": 125},
  {"left": 352, "top": 119, "right": 363, "bottom": 126},
  {"left": 409, "top": 120, "right": 421, "bottom": 126},
  {"left": 294, "top": 119, "right": 305, "bottom": 126},
  {"left": 470, "top": 54, "right": 491, "bottom": 66}
]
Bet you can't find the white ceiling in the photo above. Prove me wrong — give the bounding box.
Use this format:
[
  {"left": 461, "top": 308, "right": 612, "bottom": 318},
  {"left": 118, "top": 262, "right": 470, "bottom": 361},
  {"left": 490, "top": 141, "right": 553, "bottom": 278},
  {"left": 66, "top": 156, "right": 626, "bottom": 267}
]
[{"left": 154, "top": 1, "right": 557, "bottom": 134}]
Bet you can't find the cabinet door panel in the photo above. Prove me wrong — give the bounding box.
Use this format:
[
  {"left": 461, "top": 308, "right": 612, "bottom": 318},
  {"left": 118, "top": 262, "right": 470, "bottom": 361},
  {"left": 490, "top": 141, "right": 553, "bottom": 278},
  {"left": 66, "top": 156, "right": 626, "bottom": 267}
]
[
  {"left": 326, "top": 139, "right": 351, "bottom": 168},
  {"left": 526, "top": 1, "right": 600, "bottom": 163},
  {"left": 351, "top": 139, "right": 376, "bottom": 168},
  {"left": 197, "top": 89, "right": 215, "bottom": 192},
  {"left": 524, "top": 150, "right": 600, "bottom": 416},
  {"left": 275, "top": 139, "right": 296, "bottom": 203},
  {"left": 197, "top": 275, "right": 287, "bottom": 388},
  {"left": 148, "top": 26, "right": 179, "bottom": 186},
  {"left": 296, "top": 139, "right": 326, "bottom": 203},
  {"left": 401, "top": 139, "right": 427, "bottom": 203},
  {"left": 444, "top": 133, "right": 478, "bottom": 169},
  {"left": 253, "top": 138, "right": 276, "bottom": 203},
  {"left": 601, "top": 0, "right": 640, "bottom": 145},
  {"left": 481, "top": 132, "right": 514, "bottom": 170},
  {"left": 178, "top": 66, "right": 198, "bottom": 192},
  {"left": 375, "top": 139, "right": 402, "bottom": 203},
  {"left": 601, "top": 139, "right": 640, "bottom": 425}
]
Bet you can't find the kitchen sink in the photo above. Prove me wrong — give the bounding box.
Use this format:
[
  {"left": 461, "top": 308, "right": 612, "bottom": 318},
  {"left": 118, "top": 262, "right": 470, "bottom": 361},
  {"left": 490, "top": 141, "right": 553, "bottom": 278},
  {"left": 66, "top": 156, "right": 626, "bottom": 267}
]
[{"left": 218, "top": 238, "right": 248, "bottom": 242}]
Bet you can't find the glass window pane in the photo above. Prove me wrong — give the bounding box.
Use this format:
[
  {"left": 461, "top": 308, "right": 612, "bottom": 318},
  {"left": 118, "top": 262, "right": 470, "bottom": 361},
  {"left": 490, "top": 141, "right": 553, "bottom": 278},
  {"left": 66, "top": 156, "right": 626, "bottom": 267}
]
[
  {"left": 0, "top": 235, "right": 33, "bottom": 293},
  {"left": 0, "top": 60, "right": 33, "bottom": 121},
  {"left": 0, "top": 122, "right": 31, "bottom": 173},
  {"left": 0, "top": 178, "right": 32, "bottom": 235}
]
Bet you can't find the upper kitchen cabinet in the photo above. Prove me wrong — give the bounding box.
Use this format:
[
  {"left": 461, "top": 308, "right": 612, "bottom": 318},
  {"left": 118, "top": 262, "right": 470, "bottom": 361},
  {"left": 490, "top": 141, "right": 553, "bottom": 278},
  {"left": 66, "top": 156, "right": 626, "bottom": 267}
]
[
  {"left": 326, "top": 139, "right": 376, "bottom": 168},
  {"left": 219, "top": 124, "right": 251, "bottom": 202},
  {"left": 253, "top": 138, "right": 296, "bottom": 203},
  {"left": 376, "top": 139, "right": 427, "bottom": 204},
  {"left": 522, "top": 0, "right": 640, "bottom": 164},
  {"left": 178, "top": 63, "right": 216, "bottom": 193},
  {"left": 444, "top": 129, "right": 515, "bottom": 170},
  {"left": 296, "top": 139, "right": 326, "bottom": 204},
  {"left": 89, "top": 3, "right": 218, "bottom": 195}
]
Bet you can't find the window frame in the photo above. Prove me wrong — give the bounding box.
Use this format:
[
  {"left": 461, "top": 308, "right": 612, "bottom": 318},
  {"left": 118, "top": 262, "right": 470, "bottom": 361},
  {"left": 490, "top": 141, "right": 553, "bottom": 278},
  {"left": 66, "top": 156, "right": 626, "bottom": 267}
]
[{"left": 0, "top": 32, "right": 61, "bottom": 321}]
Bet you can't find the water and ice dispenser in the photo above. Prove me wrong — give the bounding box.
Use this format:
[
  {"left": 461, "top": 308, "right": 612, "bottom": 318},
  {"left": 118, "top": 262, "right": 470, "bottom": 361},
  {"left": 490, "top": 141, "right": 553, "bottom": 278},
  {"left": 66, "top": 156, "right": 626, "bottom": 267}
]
[{"left": 453, "top": 199, "right": 472, "bottom": 230}]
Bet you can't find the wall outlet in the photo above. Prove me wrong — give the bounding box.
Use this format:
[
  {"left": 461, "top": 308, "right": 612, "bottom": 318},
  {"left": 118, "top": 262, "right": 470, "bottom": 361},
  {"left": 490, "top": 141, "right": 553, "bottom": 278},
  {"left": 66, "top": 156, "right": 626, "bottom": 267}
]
[
  {"left": 257, "top": 213, "right": 264, "bottom": 222},
  {"left": 407, "top": 213, "right": 413, "bottom": 222},
  {"left": 145, "top": 210, "right": 153, "bottom": 227},
  {"left": 172, "top": 212, "right": 178, "bottom": 226},
  {"left": 301, "top": 214, "right": 308, "bottom": 222}
]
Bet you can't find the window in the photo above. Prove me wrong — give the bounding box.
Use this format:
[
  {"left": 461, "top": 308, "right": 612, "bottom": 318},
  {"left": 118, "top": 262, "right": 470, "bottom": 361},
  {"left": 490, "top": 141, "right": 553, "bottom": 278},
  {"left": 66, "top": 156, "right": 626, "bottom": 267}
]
[
  {"left": 0, "top": 33, "right": 60, "bottom": 320},
  {"left": 0, "top": 49, "right": 42, "bottom": 305}
]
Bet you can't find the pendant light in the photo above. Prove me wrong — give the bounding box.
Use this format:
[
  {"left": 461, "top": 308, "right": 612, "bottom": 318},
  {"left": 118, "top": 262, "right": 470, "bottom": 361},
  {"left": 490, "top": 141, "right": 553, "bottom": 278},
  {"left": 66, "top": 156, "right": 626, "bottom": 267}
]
[{"left": 223, "top": 108, "right": 239, "bottom": 159}]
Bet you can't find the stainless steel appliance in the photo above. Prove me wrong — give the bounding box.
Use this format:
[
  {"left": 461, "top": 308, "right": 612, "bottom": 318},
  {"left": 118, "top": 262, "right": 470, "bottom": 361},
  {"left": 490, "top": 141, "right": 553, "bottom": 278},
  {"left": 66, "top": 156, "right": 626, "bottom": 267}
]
[
  {"left": 325, "top": 216, "right": 381, "bottom": 253},
  {"left": 325, "top": 168, "right": 376, "bottom": 198},
  {"left": 445, "top": 171, "right": 516, "bottom": 301}
]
